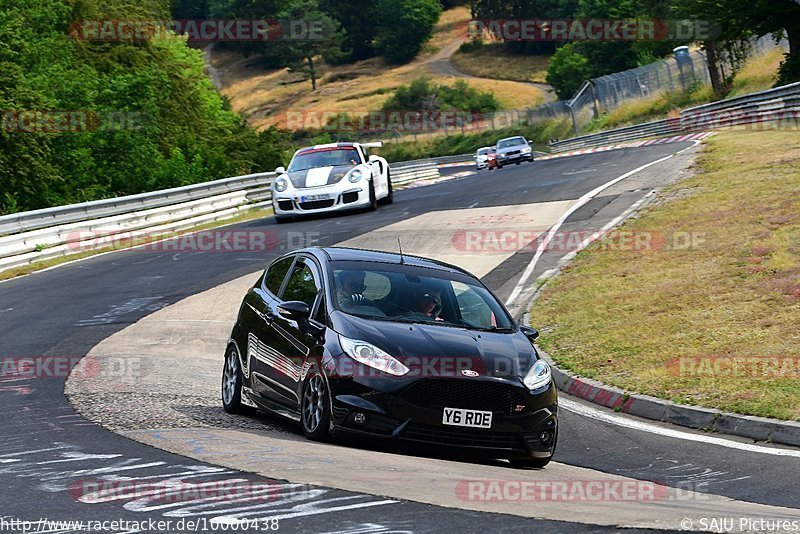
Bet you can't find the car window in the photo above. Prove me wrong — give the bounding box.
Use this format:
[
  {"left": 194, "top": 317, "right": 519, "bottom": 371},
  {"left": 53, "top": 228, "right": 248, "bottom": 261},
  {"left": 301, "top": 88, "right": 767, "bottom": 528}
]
[
  {"left": 282, "top": 261, "right": 319, "bottom": 308},
  {"left": 313, "top": 294, "right": 326, "bottom": 324},
  {"left": 331, "top": 265, "right": 512, "bottom": 331},
  {"left": 264, "top": 256, "right": 294, "bottom": 295},
  {"left": 288, "top": 148, "right": 360, "bottom": 171},
  {"left": 453, "top": 281, "right": 496, "bottom": 329}
]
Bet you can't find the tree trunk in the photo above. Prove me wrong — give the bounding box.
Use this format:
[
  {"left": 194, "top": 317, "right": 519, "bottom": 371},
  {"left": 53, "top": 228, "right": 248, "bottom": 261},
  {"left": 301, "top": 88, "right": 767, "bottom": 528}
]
[
  {"left": 787, "top": 24, "right": 800, "bottom": 58},
  {"left": 307, "top": 56, "right": 317, "bottom": 91},
  {"left": 703, "top": 41, "right": 727, "bottom": 99}
]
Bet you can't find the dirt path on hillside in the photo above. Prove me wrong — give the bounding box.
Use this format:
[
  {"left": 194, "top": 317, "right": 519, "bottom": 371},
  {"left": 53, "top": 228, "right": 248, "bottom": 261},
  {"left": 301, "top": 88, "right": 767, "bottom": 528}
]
[{"left": 426, "top": 37, "right": 557, "bottom": 103}]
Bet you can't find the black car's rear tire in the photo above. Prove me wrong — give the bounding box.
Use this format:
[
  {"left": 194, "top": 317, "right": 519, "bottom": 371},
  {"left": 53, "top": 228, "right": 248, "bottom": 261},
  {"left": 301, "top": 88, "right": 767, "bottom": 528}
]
[
  {"left": 222, "top": 344, "right": 255, "bottom": 415},
  {"left": 301, "top": 369, "right": 332, "bottom": 441}
]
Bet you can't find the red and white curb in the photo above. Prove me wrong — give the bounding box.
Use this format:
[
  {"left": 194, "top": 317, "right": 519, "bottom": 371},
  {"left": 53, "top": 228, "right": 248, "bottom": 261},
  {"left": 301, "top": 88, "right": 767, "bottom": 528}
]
[{"left": 540, "top": 132, "right": 716, "bottom": 160}]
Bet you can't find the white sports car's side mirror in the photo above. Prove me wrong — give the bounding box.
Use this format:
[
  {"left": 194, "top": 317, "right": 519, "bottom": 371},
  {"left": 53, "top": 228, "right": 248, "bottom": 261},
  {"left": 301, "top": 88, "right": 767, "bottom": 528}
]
[{"left": 275, "top": 166, "right": 286, "bottom": 174}]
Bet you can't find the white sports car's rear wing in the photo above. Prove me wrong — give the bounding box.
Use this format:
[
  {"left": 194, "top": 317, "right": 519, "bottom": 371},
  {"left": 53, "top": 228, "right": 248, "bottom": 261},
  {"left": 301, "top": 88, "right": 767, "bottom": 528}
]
[{"left": 359, "top": 142, "right": 383, "bottom": 149}]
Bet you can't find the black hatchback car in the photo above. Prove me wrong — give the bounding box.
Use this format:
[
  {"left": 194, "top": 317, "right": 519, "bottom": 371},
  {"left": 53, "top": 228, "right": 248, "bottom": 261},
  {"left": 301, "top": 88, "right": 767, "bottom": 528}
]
[{"left": 222, "top": 247, "right": 558, "bottom": 467}]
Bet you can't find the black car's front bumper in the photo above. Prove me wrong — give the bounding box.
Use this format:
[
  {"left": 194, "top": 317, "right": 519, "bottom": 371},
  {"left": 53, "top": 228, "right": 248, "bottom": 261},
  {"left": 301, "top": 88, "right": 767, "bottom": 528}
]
[{"left": 324, "top": 371, "right": 558, "bottom": 460}]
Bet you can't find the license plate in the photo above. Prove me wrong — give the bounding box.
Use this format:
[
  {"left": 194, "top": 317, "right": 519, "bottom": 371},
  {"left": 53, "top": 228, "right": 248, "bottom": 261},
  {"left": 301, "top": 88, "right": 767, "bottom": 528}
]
[
  {"left": 300, "top": 194, "right": 329, "bottom": 202},
  {"left": 442, "top": 407, "right": 492, "bottom": 428}
]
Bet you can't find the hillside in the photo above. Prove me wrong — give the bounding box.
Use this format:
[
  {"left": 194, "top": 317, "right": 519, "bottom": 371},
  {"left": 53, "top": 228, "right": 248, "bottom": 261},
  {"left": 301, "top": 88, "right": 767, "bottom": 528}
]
[{"left": 207, "top": 7, "right": 549, "bottom": 130}]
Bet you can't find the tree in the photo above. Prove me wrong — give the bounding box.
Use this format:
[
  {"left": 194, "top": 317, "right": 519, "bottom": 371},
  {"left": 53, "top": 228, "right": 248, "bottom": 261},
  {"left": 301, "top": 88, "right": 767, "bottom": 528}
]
[
  {"left": 374, "top": 0, "right": 442, "bottom": 64},
  {"left": 319, "top": 0, "right": 378, "bottom": 62},
  {"left": 273, "top": 0, "right": 347, "bottom": 90},
  {"left": 546, "top": 43, "right": 591, "bottom": 99}
]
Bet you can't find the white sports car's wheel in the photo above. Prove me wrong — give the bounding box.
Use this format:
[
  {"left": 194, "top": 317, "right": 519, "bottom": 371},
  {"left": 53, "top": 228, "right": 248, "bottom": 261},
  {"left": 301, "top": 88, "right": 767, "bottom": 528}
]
[
  {"left": 379, "top": 171, "right": 393, "bottom": 205},
  {"left": 368, "top": 180, "right": 378, "bottom": 211}
]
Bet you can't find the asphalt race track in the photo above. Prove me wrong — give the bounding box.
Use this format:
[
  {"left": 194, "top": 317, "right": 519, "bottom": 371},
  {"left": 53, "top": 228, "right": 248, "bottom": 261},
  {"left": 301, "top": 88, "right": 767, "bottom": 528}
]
[{"left": 2, "top": 143, "right": 799, "bottom": 533}]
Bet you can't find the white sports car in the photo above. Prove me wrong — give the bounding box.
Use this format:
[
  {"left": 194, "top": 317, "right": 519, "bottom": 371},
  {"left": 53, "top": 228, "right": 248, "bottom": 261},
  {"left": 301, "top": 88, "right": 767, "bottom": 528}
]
[{"left": 271, "top": 142, "right": 393, "bottom": 223}]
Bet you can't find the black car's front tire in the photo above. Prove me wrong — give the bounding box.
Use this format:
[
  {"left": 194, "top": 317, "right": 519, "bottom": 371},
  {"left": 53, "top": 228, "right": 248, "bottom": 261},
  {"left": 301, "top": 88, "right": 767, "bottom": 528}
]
[
  {"left": 301, "top": 368, "right": 332, "bottom": 441},
  {"left": 222, "top": 344, "right": 255, "bottom": 415},
  {"left": 509, "top": 430, "right": 557, "bottom": 468}
]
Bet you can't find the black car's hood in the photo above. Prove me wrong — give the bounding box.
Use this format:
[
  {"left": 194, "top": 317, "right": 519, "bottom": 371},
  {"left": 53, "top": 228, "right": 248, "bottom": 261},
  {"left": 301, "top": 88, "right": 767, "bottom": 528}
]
[
  {"left": 330, "top": 311, "right": 536, "bottom": 379},
  {"left": 286, "top": 164, "right": 352, "bottom": 189}
]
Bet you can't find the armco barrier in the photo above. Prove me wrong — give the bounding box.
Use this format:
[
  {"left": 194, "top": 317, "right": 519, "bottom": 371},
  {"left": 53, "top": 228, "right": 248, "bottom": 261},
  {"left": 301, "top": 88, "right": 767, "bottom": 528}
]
[
  {"left": 550, "top": 81, "right": 800, "bottom": 153},
  {"left": 0, "top": 159, "right": 450, "bottom": 272}
]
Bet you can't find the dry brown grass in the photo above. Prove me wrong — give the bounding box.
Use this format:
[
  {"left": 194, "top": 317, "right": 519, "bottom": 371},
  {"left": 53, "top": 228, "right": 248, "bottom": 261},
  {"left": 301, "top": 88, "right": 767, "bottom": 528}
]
[
  {"left": 534, "top": 130, "right": 800, "bottom": 420},
  {"left": 210, "top": 7, "right": 545, "bottom": 130},
  {"left": 450, "top": 44, "right": 551, "bottom": 84}
]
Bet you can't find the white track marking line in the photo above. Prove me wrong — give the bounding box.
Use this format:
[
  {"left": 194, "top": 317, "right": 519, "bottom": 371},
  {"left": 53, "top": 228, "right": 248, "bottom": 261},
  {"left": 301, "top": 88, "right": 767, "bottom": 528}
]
[
  {"left": 560, "top": 398, "right": 800, "bottom": 458},
  {"left": 505, "top": 141, "right": 700, "bottom": 307}
]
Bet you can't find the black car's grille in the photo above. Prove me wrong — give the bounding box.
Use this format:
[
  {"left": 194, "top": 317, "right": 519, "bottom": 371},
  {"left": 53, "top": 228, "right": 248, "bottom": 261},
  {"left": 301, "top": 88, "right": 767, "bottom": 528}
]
[
  {"left": 403, "top": 422, "right": 525, "bottom": 450},
  {"left": 299, "top": 199, "right": 335, "bottom": 210},
  {"left": 400, "top": 379, "right": 527, "bottom": 416}
]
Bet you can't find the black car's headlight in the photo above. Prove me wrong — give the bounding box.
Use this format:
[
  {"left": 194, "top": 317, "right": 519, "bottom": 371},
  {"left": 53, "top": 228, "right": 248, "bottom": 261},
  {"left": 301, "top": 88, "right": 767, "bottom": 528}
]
[
  {"left": 274, "top": 177, "right": 288, "bottom": 192},
  {"left": 523, "top": 359, "right": 552, "bottom": 392},
  {"left": 339, "top": 335, "right": 409, "bottom": 376},
  {"left": 348, "top": 168, "right": 364, "bottom": 183}
]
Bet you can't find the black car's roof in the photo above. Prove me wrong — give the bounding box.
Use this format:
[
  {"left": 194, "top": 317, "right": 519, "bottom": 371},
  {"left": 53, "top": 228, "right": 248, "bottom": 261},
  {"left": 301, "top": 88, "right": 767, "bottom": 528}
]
[{"left": 304, "top": 247, "right": 472, "bottom": 277}]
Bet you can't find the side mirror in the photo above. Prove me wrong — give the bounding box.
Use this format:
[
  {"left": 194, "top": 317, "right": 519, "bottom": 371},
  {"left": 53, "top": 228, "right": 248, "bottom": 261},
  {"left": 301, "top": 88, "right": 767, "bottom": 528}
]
[
  {"left": 275, "top": 166, "right": 286, "bottom": 175},
  {"left": 520, "top": 325, "right": 539, "bottom": 343},
  {"left": 368, "top": 155, "right": 380, "bottom": 163},
  {"left": 277, "top": 301, "right": 310, "bottom": 322}
]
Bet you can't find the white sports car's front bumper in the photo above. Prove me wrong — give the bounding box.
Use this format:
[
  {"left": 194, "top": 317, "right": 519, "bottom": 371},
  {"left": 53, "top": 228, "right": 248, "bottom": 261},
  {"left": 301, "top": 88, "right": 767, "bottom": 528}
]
[{"left": 272, "top": 182, "right": 370, "bottom": 217}]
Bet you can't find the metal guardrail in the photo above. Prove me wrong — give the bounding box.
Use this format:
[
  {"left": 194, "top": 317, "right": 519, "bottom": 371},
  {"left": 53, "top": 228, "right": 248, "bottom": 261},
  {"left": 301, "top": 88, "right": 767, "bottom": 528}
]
[
  {"left": 550, "top": 81, "right": 800, "bottom": 153},
  {"left": 0, "top": 159, "right": 455, "bottom": 272}
]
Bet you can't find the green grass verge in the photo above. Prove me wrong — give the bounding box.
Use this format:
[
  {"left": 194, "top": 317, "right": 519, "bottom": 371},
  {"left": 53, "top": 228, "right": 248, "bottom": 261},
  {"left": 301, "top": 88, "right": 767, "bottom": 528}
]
[{"left": 533, "top": 130, "right": 800, "bottom": 421}]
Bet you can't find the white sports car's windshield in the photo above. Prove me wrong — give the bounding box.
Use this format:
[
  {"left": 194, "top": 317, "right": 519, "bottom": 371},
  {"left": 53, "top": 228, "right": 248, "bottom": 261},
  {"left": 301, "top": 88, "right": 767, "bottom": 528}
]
[
  {"left": 497, "top": 137, "right": 525, "bottom": 148},
  {"left": 332, "top": 265, "right": 513, "bottom": 331},
  {"left": 289, "top": 148, "right": 361, "bottom": 172}
]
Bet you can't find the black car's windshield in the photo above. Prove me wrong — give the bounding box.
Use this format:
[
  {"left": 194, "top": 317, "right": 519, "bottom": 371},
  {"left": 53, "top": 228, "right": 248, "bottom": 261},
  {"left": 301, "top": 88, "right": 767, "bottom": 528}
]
[
  {"left": 289, "top": 148, "right": 361, "bottom": 171},
  {"left": 331, "top": 263, "right": 513, "bottom": 331},
  {"left": 497, "top": 137, "right": 525, "bottom": 148}
]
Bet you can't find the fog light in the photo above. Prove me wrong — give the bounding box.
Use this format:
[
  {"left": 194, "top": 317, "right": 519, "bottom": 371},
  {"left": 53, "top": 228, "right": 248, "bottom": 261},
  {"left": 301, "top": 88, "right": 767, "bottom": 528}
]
[
  {"left": 540, "top": 431, "right": 552, "bottom": 444},
  {"left": 353, "top": 412, "right": 367, "bottom": 425}
]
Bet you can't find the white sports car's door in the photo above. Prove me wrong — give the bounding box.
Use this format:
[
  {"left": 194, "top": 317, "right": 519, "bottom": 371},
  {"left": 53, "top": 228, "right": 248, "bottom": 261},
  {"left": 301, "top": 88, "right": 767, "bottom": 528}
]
[{"left": 368, "top": 158, "right": 389, "bottom": 198}]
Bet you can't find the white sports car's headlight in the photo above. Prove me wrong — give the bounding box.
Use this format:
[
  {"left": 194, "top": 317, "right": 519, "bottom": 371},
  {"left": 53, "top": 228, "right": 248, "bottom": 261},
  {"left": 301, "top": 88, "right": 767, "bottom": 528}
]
[
  {"left": 339, "top": 336, "right": 409, "bottom": 376},
  {"left": 274, "top": 177, "right": 288, "bottom": 192},
  {"left": 521, "top": 147, "right": 531, "bottom": 153},
  {"left": 348, "top": 168, "right": 364, "bottom": 183},
  {"left": 523, "top": 359, "right": 551, "bottom": 392}
]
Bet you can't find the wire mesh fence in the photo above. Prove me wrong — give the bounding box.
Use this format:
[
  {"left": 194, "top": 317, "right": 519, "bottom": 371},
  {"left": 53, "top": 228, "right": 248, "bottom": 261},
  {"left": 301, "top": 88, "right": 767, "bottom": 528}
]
[{"left": 329, "top": 33, "right": 789, "bottom": 145}]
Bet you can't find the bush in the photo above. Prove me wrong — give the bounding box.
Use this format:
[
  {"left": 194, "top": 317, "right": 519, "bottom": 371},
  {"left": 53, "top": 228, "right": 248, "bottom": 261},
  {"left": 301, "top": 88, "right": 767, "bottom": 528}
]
[
  {"left": 381, "top": 78, "right": 500, "bottom": 113},
  {"left": 545, "top": 44, "right": 591, "bottom": 100}
]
